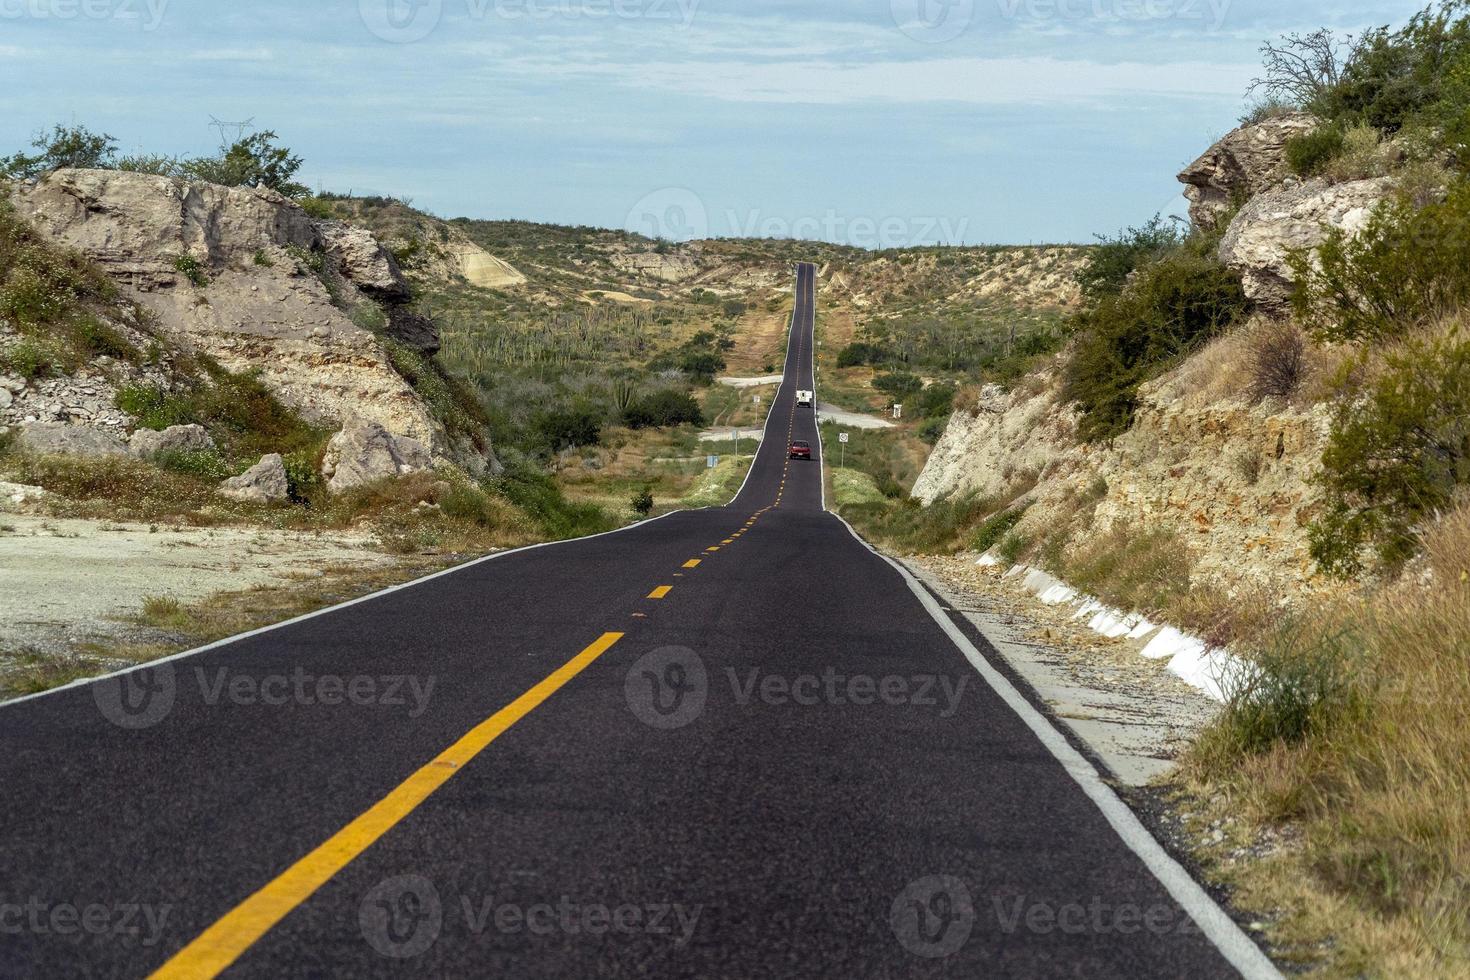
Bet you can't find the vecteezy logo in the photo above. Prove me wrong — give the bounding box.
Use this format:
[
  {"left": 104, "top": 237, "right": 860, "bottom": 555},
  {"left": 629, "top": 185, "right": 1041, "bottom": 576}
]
[
  {"left": 360, "top": 875, "right": 443, "bottom": 958},
  {"left": 625, "top": 188, "right": 709, "bottom": 243},
  {"left": 93, "top": 664, "right": 177, "bottom": 730},
  {"left": 890, "top": 0, "right": 974, "bottom": 43},
  {"left": 889, "top": 875, "right": 975, "bottom": 958},
  {"left": 359, "top": 0, "right": 443, "bottom": 43},
  {"left": 625, "top": 647, "right": 707, "bottom": 730}
]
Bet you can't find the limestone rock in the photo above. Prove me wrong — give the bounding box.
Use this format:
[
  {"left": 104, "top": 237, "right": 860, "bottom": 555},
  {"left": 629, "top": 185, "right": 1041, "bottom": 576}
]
[
  {"left": 8, "top": 169, "right": 481, "bottom": 467},
  {"left": 318, "top": 221, "right": 410, "bottom": 301},
  {"left": 14, "top": 422, "right": 129, "bottom": 457},
  {"left": 321, "top": 421, "right": 432, "bottom": 492},
  {"left": 129, "top": 423, "right": 216, "bottom": 458},
  {"left": 1218, "top": 177, "right": 1395, "bottom": 314},
  {"left": 218, "top": 454, "right": 290, "bottom": 503},
  {"left": 1177, "top": 113, "right": 1317, "bottom": 231}
]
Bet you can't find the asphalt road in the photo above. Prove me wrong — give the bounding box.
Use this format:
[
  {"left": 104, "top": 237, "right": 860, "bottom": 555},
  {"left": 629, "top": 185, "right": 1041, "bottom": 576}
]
[{"left": 0, "top": 264, "right": 1275, "bottom": 978}]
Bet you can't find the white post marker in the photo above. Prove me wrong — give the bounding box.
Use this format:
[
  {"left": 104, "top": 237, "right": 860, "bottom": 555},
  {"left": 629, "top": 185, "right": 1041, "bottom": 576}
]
[
  {"left": 707, "top": 455, "right": 718, "bottom": 469},
  {"left": 893, "top": 404, "right": 903, "bottom": 420},
  {"left": 839, "top": 431, "right": 849, "bottom": 469}
]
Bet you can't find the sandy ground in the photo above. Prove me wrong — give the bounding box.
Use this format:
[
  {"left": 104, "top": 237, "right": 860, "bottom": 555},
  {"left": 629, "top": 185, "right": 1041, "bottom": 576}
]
[
  {"left": 0, "top": 514, "right": 397, "bottom": 655},
  {"left": 907, "top": 555, "right": 1219, "bottom": 786},
  {"left": 717, "top": 375, "right": 783, "bottom": 388},
  {"left": 817, "top": 403, "right": 895, "bottom": 430}
]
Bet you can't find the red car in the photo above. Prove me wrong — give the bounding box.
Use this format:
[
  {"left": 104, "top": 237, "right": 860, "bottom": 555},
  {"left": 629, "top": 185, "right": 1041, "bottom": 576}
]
[{"left": 789, "top": 440, "right": 812, "bottom": 460}]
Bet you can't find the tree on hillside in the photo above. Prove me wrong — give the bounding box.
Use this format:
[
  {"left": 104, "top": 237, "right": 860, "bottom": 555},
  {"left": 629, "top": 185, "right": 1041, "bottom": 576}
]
[
  {"left": 180, "top": 131, "right": 308, "bottom": 197},
  {"left": 1, "top": 124, "right": 117, "bottom": 179}
]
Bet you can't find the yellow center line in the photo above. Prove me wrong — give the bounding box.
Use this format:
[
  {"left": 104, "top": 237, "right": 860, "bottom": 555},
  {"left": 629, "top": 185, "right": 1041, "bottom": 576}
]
[
  {"left": 149, "top": 631, "right": 625, "bottom": 980},
  {"left": 706, "top": 546, "right": 720, "bottom": 552},
  {"left": 721, "top": 539, "right": 734, "bottom": 545},
  {"left": 683, "top": 559, "right": 702, "bottom": 569},
  {"left": 648, "top": 586, "right": 673, "bottom": 600}
]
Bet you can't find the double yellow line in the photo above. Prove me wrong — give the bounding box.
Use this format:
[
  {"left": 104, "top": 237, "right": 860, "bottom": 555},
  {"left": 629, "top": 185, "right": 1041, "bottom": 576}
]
[{"left": 150, "top": 632, "right": 625, "bottom": 978}]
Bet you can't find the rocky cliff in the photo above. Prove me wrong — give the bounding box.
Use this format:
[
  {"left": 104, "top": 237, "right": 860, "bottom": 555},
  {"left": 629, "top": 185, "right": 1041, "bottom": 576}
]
[
  {"left": 7, "top": 169, "right": 490, "bottom": 470},
  {"left": 912, "top": 115, "right": 1399, "bottom": 603}
]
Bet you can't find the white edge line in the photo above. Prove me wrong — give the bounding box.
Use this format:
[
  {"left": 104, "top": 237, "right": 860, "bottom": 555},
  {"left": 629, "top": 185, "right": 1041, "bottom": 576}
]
[
  {"left": 808, "top": 263, "right": 828, "bottom": 513},
  {"left": 727, "top": 264, "right": 802, "bottom": 508},
  {"left": 0, "top": 510, "right": 688, "bottom": 712},
  {"left": 830, "top": 511, "right": 1283, "bottom": 980}
]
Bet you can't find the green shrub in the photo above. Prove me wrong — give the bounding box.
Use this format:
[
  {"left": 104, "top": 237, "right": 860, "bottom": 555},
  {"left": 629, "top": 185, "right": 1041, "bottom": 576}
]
[
  {"left": 74, "top": 315, "right": 136, "bottom": 360},
  {"left": 1193, "top": 622, "right": 1365, "bottom": 765},
  {"left": 489, "top": 453, "right": 616, "bottom": 540},
  {"left": 2, "top": 340, "right": 56, "bottom": 379},
  {"left": 1075, "top": 214, "right": 1185, "bottom": 300},
  {"left": 535, "top": 407, "right": 602, "bottom": 452},
  {"left": 115, "top": 384, "right": 196, "bottom": 430},
  {"left": 836, "top": 341, "right": 886, "bottom": 368},
  {"left": 917, "top": 416, "right": 949, "bottom": 445},
  {"left": 298, "top": 196, "right": 335, "bottom": 220},
  {"left": 1, "top": 124, "right": 116, "bottom": 179},
  {"left": 438, "top": 483, "right": 500, "bottom": 528},
  {"left": 996, "top": 532, "right": 1029, "bottom": 565},
  {"left": 173, "top": 254, "right": 209, "bottom": 287},
  {"left": 1309, "top": 326, "right": 1470, "bottom": 576},
  {"left": 871, "top": 371, "right": 923, "bottom": 402},
  {"left": 1285, "top": 124, "right": 1347, "bottom": 175},
  {"left": 679, "top": 350, "right": 726, "bottom": 381},
  {"left": 1291, "top": 184, "right": 1470, "bottom": 343},
  {"left": 971, "top": 506, "right": 1029, "bottom": 553},
  {"left": 116, "top": 369, "right": 321, "bottom": 462},
  {"left": 623, "top": 390, "right": 704, "bottom": 429},
  {"left": 631, "top": 486, "right": 655, "bottom": 517},
  {"left": 1063, "top": 251, "right": 1247, "bottom": 442}
]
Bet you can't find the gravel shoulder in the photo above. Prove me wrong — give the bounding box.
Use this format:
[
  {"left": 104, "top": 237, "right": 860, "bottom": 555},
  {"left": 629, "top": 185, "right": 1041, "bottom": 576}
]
[{"left": 905, "top": 554, "right": 1221, "bottom": 786}]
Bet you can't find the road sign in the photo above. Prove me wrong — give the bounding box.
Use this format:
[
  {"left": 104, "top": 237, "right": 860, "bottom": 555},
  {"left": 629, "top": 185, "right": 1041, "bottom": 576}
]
[
  {"left": 893, "top": 404, "right": 903, "bottom": 420},
  {"left": 838, "top": 432, "right": 849, "bottom": 444}
]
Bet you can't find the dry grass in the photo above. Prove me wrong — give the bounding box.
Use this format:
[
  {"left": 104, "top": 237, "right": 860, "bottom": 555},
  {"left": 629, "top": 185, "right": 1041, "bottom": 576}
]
[{"left": 1184, "top": 504, "right": 1470, "bottom": 975}]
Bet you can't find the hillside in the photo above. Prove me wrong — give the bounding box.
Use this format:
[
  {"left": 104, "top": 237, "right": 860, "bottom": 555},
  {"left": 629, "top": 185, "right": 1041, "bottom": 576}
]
[{"left": 829, "top": 9, "right": 1470, "bottom": 974}]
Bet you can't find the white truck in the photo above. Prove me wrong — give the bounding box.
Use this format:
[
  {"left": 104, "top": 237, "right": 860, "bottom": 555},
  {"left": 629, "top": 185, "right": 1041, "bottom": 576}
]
[{"left": 795, "top": 390, "right": 814, "bottom": 408}]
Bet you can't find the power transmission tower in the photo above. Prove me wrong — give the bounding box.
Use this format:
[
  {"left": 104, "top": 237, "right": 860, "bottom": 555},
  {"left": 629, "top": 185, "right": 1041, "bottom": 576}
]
[{"left": 208, "top": 116, "right": 255, "bottom": 153}]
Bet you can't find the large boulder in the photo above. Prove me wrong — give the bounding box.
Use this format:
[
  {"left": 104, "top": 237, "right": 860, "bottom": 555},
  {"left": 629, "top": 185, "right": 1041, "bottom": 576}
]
[
  {"left": 218, "top": 453, "right": 290, "bottom": 503},
  {"left": 1178, "top": 113, "right": 1318, "bottom": 231},
  {"left": 14, "top": 422, "right": 129, "bottom": 458},
  {"left": 129, "top": 423, "right": 216, "bottom": 458},
  {"left": 384, "top": 306, "right": 440, "bottom": 356},
  {"left": 317, "top": 221, "right": 411, "bottom": 301},
  {"left": 1218, "top": 177, "right": 1395, "bottom": 315},
  {"left": 321, "top": 421, "right": 433, "bottom": 492}
]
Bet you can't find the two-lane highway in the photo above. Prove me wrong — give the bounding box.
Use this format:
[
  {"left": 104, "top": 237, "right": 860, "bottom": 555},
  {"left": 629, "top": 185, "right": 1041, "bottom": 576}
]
[{"left": 0, "top": 264, "right": 1276, "bottom": 978}]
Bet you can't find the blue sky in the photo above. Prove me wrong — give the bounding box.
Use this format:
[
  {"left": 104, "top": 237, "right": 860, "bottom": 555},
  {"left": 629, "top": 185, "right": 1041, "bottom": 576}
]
[{"left": 0, "top": 0, "right": 1426, "bottom": 245}]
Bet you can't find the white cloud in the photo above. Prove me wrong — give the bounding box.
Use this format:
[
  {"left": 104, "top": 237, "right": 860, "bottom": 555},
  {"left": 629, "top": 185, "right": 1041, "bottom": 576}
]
[
  {"left": 186, "top": 48, "right": 274, "bottom": 61},
  {"left": 502, "top": 54, "right": 1256, "bottom": 106}
]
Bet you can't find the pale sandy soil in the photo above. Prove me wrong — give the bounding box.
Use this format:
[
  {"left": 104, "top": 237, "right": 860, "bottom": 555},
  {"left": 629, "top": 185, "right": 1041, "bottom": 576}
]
[{"left": 0, "top": 514, "right": 397, "bottom": 655}]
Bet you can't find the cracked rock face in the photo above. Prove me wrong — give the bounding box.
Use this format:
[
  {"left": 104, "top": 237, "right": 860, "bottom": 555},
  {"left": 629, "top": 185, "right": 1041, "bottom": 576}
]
[
  {"left": 129, "top": 424, "right": 215, "bottom": 458},
  {"left": 219, "top": 453, "right": 291, "bottom": 503},
  {"left": 1177, "top": 113, "right": 1317, "bottom": 232},
  {"left": 321, "top": 420, "right": 433, "bottom": 492},
  {"left": 8, "top": 169, "right": 475, "bottom": 467},
  {"left": 14, "top": 422, "right": 130, "bottom": 457},
  {"left": 1218, "top": 177, "right": 1395, "bottom": 315}
]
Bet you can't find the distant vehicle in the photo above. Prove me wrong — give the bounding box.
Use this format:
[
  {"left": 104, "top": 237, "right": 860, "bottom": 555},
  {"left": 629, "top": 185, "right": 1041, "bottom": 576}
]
[
  {"left": 796, "top": 390, "right": 814, "bottom": 407},
  {"left": 789, "top": 440, "right": 812, "bottom": 460}
]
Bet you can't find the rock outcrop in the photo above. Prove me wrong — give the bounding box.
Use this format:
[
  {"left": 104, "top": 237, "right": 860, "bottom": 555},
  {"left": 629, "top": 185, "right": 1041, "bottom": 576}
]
[
  {"left": 318, "top": 222, "right": 410, "bottom": 301},
  {"left": 14, "top": 422, "right": 129, "bottom": 457},
  {"left": 912, "top": 346, "right": 1338, "bottom": 600},
  {"left": 218, "top": 454, "right": 290, "bottom": 503},
  {"left": 321, "top": 420, "right": 432, "bottom": 492},
  {"left": 1218, "top": 177, "right": 1394, "bottom": 314},
  {"left": 129, "top": 424, "right": 215, "bottom": 458},
  {"left": 1177, "top": 113, "right": 1316, "bottom": 231},
  {"left": 7, "top": 169, "right": 476, "bottom": 467}
]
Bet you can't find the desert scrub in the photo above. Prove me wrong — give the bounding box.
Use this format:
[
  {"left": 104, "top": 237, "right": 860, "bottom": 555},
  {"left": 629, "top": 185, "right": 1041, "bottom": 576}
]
[
  {"left": 1186, "top": 505, "right": 1470, "bottom": 973},
  {"left": 1309, "top": 323, "right": 1470, "bottom": 576},
  {"left": 1057, "top": 523, "right": 1195, "bottom": 616},
  {"left": 115, "top": 364, "right": 323, "bottom": 463},
  {"left": 1062, "top": 249, "right": 1247, "bottom": 442},
  {"left": 969, "top": 505, "right": 1028, "bottom": 553},
  {"left": 1291, "top": 183, "right": 1470, "bottom": 343},
  {"left": 1284, "top": 124, "right": 1347, "bottom": 176}
]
